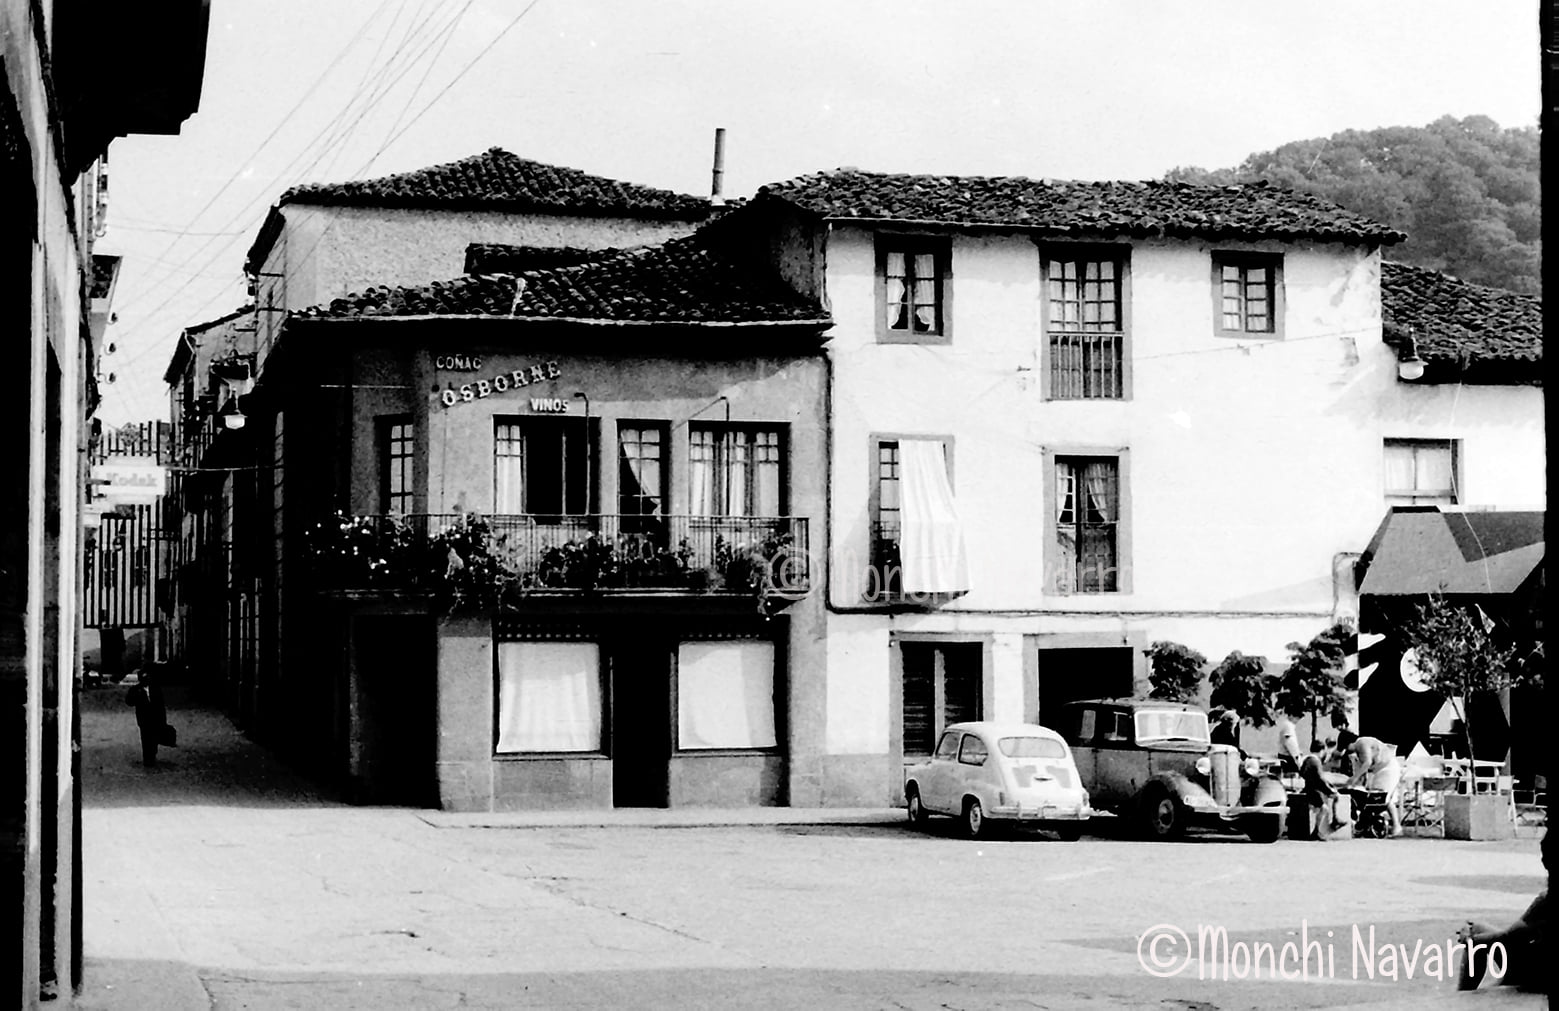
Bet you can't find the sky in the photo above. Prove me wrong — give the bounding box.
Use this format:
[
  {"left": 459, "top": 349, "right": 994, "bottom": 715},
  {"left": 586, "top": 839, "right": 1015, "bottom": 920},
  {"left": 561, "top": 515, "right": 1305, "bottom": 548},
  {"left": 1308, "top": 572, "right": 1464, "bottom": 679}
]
[{"left": 93, "top": 0, "right": 1542, "bottom": 426}]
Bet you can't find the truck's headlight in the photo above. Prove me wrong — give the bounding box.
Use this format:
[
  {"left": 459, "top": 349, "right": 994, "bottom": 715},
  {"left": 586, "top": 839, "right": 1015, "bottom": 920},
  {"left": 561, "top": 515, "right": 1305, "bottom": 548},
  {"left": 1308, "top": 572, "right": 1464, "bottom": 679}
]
[{"left": 1195, "top": 756, "right": 1212, "bottom": 776}]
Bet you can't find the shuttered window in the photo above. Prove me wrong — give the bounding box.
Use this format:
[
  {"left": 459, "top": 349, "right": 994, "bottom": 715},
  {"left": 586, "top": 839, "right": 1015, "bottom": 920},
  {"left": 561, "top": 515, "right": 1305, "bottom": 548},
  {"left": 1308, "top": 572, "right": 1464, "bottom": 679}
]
[{"left": 901, "top": 642, "right": 983, "bottom": 759}]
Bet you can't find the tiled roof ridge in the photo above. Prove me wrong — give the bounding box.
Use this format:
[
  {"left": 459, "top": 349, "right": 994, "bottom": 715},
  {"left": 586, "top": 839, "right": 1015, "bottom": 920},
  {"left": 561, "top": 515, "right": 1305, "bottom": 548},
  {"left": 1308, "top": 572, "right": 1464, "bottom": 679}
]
[
  {"left": 275, "top": 146, "right": 711, "bottom": 219},
  {"left": 1381, "top": 259, "right": 1540, "bottom": 310},
  {"left": 757, "top": 168, "right": 1404, "bottom": 243}
]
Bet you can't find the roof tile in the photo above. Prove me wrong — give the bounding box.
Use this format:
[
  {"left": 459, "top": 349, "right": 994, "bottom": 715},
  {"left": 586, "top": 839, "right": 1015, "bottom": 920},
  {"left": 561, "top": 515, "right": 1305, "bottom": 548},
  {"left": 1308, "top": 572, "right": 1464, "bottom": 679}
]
[
  {"left": 758, "top": 170, "right": 1404, "bottom": 244},
  {"left": 1382, "top": 260, "right": 1542, "bottom": 385}
]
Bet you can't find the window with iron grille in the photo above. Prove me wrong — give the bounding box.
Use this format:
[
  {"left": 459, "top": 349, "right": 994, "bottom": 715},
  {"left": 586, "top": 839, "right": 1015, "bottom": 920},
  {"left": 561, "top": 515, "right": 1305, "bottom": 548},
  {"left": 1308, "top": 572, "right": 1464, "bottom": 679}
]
[
  {"left": 378, "top": 417, "right": 414, "bottom": 515},
  {"left": 877, "top": 237, "right": 951, "bottom": 342},
  {"left": 1045, "top": 252, "right": 1126, "bottom": 399},
  {"left": 1213, "top": 252, "right": 1282, "bottom": 336},
  {"left": 1055, "top": 457, "right": 1120, "bottom": 593},
  {"left": 901, "top": 642, "right": 982, "bottom": 758}
]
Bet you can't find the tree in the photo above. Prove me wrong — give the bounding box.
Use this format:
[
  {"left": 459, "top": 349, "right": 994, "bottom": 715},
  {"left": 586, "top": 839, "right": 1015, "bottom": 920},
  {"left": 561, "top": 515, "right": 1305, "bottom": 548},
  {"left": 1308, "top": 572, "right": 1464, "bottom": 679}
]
[
  {"left": 1396, "top": 595, "right": 1534, "bottom": 772},
  {"left": 1273, "top": 622, "right": 1353, "bottom": 739},
  {"left": 1164, "top": 116, "right": 1540, "bottom": 294},
  {"left": 1145, "top": 641, "right": 1207, "bottom": 702},
  {"left": 1207, "top": 651, "right": 1275, "bottom": 731}
]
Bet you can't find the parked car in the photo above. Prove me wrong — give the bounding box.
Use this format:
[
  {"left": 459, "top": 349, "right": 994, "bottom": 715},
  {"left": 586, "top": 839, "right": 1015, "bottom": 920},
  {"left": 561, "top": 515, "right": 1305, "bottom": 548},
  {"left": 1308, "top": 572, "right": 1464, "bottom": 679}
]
[
  {"left": 1056, "top": 699, "right": 1286, "bottom": 843},
  {"left": 903, "top": 722, "right": 1092, "bottom": 840}
]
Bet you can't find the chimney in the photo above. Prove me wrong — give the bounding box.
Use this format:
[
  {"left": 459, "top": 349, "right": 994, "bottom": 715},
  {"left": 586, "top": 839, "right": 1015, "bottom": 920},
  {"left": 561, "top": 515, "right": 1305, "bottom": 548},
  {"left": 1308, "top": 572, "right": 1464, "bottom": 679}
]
[{"left": 710, "top": 127, "right": 726, "bottom": 206}]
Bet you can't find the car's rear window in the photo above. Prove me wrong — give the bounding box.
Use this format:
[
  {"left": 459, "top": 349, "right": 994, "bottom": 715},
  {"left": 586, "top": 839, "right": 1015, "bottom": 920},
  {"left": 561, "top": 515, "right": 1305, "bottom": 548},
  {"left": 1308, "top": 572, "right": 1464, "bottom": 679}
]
[{"left": 998, "top": 736, "right": 1065, "bottom": 759}]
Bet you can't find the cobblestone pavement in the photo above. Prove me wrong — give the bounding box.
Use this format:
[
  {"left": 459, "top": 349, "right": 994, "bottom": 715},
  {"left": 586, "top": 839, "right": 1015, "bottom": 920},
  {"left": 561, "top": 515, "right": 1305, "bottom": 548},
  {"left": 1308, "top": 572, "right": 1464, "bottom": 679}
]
[{"left": 75, "top": 684, "right": 1547, "bottom": 1009}]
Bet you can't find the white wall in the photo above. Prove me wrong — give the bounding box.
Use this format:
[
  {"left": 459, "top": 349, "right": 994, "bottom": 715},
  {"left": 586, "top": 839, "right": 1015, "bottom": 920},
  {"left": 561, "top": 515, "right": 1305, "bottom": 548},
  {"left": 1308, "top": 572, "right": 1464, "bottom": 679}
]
[{"left": 818, "top": 222, "right": 1544, "bottom": 761}]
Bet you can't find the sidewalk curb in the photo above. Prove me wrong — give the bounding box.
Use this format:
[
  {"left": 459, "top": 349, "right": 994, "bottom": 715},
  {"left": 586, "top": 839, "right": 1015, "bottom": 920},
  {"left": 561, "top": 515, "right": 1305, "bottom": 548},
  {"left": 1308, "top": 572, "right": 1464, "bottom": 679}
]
[{"left": 417, "top": 808, "right": 909, "bottom": 830}]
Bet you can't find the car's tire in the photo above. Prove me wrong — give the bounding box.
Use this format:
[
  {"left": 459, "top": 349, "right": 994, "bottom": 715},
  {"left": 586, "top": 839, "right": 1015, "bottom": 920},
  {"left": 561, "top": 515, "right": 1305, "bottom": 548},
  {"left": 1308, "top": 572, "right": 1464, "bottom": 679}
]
[
  {"left": 906, "top": 786, "right": 929, "bottom": 826},
  {"left": 1139, "top": 785, "right": 1187, "bottom": 840},
  {"left": 1051, "top": 824, "right": 1083, "bottom": 842},
  {"left": 1243, "top": 814, "right": 1283, "bottom": 843},
  {"left": 964, "top": 797, "right": 988, "bottom": 840}
]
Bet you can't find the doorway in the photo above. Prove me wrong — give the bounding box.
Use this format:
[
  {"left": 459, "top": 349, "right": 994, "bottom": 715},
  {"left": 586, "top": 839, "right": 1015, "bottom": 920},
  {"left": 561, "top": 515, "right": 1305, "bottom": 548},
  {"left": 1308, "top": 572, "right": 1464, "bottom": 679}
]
[
  {"left": 351, "top": 614, "right": 438, "bottom": 806},
  {"left": 611, "top": 636, "right": 671, "bottom": 807},
  {"left": 1037, "top": 646, "right": 1136, "bottom": 727}
]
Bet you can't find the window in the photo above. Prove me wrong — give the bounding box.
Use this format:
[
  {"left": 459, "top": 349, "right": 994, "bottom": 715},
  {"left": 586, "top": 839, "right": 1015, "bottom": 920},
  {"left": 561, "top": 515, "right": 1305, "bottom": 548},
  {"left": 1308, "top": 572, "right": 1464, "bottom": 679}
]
[
  {"left": 933, "top": 730, "right": 962, "bottom": 761},
  {"left": 379, "top": 417, "right": 414, "bottom": 514},
  {"left": 957, "top": 734, "right": 988, "bottom": 766},
  {"left": 689, "top": 426, "right": 784, "bottom": 517},
  {"left": 901, "top": 641, "right": 982, "bottom": 758},
  {"left": 1074, "top": 708, "right": 1097, "bottom": 743},
  {"left": 676, "top": 640, "right": 777, "bottom": 750},
  {"left": 1045, "top": 251, "right": 1126, "bottom": 399},
  {"left": 1055, "top": 457, "right": 1120, "bottom": 593},
  {"left": 617, "top": 424, "right": 666, "bottom": 518},
  {"left": 495, "top": 418, "right": 587, "bottom": 516},
  {"left": 495, "top": 641, "right": 604, "bottom": 753},
  {"left": 1213, "top": 252, "right": 1282, "bottom": 336},
  {"left": 1384, "top": 439, "right": 1458, "bottom": 506},
  {"left": 870, "top": 436, "right": 964, "bottom": 599},
  {"left": 877, "top": 237, "right": 950, "bottom": 342}
]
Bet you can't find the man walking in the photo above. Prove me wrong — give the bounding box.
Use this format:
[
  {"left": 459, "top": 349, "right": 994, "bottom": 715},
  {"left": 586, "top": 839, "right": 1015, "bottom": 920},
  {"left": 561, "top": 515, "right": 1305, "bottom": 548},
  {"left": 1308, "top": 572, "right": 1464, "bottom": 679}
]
[{"left": 126, "top": 665, "right": 168, "bottom": 767}]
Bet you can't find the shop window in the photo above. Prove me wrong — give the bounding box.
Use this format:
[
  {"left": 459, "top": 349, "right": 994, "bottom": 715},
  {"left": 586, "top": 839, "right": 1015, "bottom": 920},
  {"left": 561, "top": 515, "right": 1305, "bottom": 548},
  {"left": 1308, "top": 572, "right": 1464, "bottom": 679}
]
[
  {"left": 495, "top": 641, "right": 603, "bottom": 753},
  {"left": 901, "top": 641, "right": 982, "bottom": 758},
  {"left": 495, "top": 417, "right": 587, "bottom": 516},
  {"left": 689, "top": 425, "right": 784, "bottom": 517},
  {"left": 676, "top": 640, "right": 777, "bottom": 750}
]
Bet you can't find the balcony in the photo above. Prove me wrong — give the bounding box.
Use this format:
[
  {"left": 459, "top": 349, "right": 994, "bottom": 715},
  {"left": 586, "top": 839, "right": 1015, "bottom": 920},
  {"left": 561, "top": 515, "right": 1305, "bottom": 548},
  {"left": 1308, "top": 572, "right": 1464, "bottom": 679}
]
[
  {"left": 308, "top": 513, "right": 812, "bottom": 608},
  {"left": 1049, "top": 332, "right": 1123, "bottom": 399}
]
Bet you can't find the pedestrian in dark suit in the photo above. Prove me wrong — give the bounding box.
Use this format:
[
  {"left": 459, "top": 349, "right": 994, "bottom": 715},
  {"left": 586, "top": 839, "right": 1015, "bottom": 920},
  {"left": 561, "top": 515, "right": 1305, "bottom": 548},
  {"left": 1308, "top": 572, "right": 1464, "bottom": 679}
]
[{"left": 126, "top": 667, "right": 168, "bottom": 766}]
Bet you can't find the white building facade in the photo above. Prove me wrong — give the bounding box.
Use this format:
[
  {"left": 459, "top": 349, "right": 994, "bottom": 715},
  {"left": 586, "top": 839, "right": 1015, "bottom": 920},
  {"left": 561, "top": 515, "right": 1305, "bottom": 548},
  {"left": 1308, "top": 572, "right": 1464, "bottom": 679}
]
[{"left": 738, "top": 172, "right": 1542, "bottom": 806}]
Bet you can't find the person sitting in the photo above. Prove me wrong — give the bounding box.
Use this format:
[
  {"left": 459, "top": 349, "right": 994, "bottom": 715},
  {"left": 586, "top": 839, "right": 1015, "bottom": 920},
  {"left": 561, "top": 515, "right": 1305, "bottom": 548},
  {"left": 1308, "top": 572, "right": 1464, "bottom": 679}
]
[
  {"left": 1346, "top": 735, "right": 1403, "bottom": 837},
  {"left": 1300, "top": 739, "right": 1346, "bottom": 839}
]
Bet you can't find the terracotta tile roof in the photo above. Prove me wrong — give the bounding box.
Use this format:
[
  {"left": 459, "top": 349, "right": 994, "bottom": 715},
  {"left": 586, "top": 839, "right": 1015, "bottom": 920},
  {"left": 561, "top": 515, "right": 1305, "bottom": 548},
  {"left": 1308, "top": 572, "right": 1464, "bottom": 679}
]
[
  {"left": 758, "top": 170, "right": 1405, "bottom": 244},
  {"left": 1382, "top": 260, "right": 1542, "bottom": 385},
  {"left": 463, "top": 243, "right": 614, "bottom": 275},
  {"left": 277, "top": 148, "right": 712, "bottom": 220},
  {"left": 293, "top": 233, "right": 829, "bottom": 327}
]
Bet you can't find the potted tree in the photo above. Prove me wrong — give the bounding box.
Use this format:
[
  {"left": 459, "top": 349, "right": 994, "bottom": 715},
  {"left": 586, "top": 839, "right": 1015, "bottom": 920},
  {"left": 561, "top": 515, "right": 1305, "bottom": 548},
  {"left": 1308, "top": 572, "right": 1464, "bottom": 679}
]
[
  {"left": 1145, "top": 641, "right": 1206, "bottom": 702},
  {"left": 1396, "top": 594, "right": 1530, "bottom": 840}
]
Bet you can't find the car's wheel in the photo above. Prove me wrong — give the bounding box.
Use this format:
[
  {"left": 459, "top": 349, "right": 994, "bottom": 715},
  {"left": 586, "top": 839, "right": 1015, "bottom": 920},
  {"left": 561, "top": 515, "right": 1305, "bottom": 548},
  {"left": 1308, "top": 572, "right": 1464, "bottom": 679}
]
[
  {"left": 1139, "top": 786, "right": 1187, "bottom": 840},
  {"left": 1243, "top": 814, "right": 1282, "bottom": 843},
  {"left": 906, "top": 786, "right": 928, "bottom": 826},
  {"left": 964, "top": 797, "right": 988, "bottom": 840},
  {"left": 1051, "top": 824, "right": 1083, "bottom": 842}
]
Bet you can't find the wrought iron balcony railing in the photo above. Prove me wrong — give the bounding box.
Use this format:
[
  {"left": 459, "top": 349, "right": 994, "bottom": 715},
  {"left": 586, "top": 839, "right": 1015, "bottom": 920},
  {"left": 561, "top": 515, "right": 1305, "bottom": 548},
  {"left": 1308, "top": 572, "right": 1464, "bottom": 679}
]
[{"left": 308, "top": 513, "right": 811, "bottom": 599}]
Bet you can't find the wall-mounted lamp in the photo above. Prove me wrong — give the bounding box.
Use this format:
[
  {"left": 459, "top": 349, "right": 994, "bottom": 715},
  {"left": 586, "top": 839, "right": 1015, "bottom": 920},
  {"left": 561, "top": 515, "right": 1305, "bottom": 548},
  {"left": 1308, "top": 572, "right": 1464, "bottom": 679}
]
[
  {"left": 1396, "top": 332, "right": 1426, "bottom": 382},
  {"left": 219, "top": 397, "right": 246, "bottom": 430}
]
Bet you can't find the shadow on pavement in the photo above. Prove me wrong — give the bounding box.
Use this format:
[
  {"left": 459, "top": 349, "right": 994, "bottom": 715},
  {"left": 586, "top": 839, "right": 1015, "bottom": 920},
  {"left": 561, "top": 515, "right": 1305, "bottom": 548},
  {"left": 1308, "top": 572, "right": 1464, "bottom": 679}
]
[
  {"left": 73, "top": 963, "right": 1485, "bottom": 1011},
  {"left": 81, "top": 682, "right": 344, "bottom": 810},
  {"left": 778, "top": 814, "right": 1261, "bottom": 845}
]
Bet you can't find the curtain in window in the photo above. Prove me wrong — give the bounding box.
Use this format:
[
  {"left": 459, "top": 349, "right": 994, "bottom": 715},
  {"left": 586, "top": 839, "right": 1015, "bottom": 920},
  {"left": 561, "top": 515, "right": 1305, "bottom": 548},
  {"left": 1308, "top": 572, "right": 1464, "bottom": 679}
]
[
  {"left": 495, "top": 642, "right": 602, "bottom": 753},
  {"left": 1382, "top": 443, "right": 1414, "bottom": 492},
  {"left": 753, "top": 431, "right": 781, "bottom": 516},
  {"left": 1414, "top": 445, "right": 1452, "bottom": 493},
  {"left": 495, "top": 423, "right": 524, "bottom": 513},
  {"left": 725, "top": 433, "right": 751, "bottom": 516},
  {"left": 689, "top": 429, "right": 717, "bottom": 515},
  {"left": 1080, "top": 462, "right": 1118, "bottom": 591},
  {"left": 912, "top": 253, "right": 937, "bottom": 331},
  {"left": 677, "top": 641, "right": 777, "bottom": 749},
  {"left": 898, "top": 439, "right": 970, "bottom": 595},
  {"left": 885, "top": 251, "right": 908, "bottom": 329},
  {"left": 618, "top": 428, "right": 662, "bottom": 516}
]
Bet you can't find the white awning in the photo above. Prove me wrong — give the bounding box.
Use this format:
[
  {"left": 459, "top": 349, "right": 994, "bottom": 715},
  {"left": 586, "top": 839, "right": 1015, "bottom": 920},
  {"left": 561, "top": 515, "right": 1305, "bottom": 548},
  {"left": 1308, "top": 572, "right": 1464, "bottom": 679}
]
[{"left": 898, "top": 439, "right": 970, "bottom": 595}]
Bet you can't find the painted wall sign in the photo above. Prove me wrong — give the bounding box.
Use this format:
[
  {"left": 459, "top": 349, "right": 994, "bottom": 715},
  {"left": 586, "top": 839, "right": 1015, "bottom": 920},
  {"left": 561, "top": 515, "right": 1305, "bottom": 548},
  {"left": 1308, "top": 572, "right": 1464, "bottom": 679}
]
[
  {"left": 432, "top": 354, "right": 483, "bottom": 371},
  {"left": 439, "top": 359, "right": 562, "bottom": 408},
  {"left": 529, "top": 397, "right": 569, "bottom": 413}
]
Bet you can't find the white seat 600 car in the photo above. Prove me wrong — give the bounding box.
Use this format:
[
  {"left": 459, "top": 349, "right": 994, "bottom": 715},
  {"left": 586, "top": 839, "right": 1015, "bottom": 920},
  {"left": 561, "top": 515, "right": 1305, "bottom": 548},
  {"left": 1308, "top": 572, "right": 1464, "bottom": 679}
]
[{"left": 903, "top": 722, "right": 1092, "bottom": 840}]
